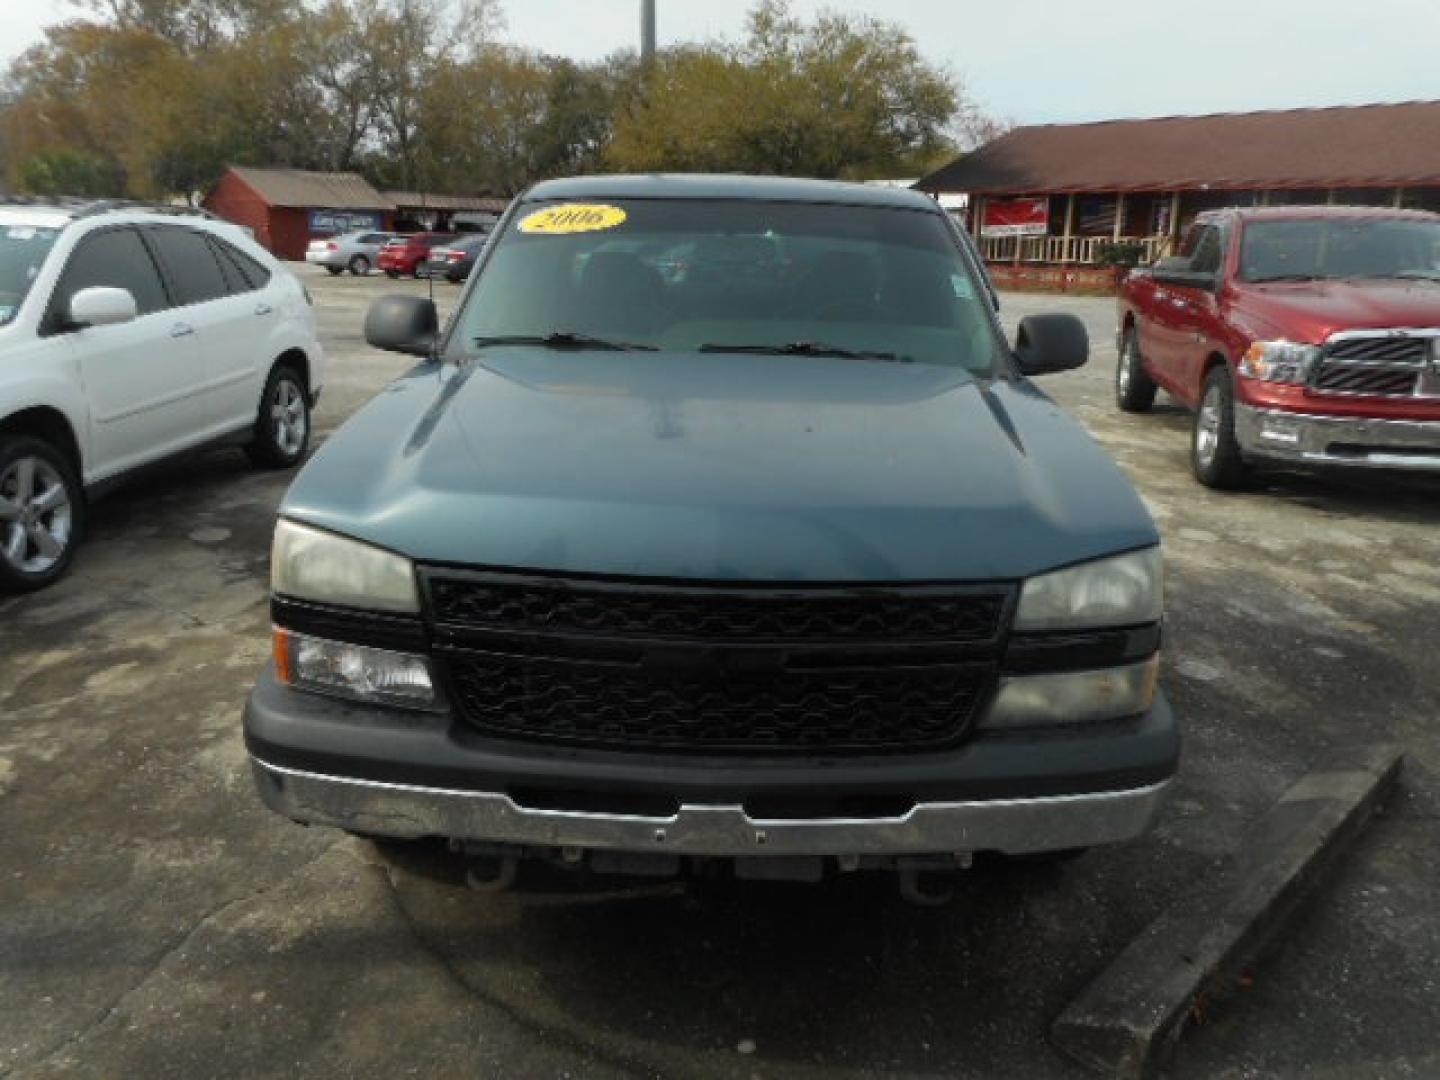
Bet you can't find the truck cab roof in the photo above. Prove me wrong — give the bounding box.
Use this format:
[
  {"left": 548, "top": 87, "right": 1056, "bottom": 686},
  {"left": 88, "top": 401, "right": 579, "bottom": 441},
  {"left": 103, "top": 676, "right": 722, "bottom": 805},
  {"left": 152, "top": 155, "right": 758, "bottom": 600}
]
[
  {"left": 522, "top": 173, "right": 940, "bottom": 212},
  {"left": 1198, "top": 205, "right": 1440, "bottom": 226}
]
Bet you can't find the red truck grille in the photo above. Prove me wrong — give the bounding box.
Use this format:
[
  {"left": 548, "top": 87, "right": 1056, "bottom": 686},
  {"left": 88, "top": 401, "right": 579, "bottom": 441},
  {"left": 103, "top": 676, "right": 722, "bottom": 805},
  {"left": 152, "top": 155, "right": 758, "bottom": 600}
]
[
  {"left": 1313, "top": 336, "right": 1431, "bottom": 397},
  {"left": 424, "top": 571, "right": 1010, "bottom": 754}
]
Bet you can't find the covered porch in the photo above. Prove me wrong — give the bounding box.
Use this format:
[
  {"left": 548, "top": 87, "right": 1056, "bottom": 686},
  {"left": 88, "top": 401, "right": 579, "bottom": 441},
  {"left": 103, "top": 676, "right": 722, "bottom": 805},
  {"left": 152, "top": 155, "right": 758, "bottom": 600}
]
[{"left": 971, "top": 186, "right": 1436, "bottom": 267}]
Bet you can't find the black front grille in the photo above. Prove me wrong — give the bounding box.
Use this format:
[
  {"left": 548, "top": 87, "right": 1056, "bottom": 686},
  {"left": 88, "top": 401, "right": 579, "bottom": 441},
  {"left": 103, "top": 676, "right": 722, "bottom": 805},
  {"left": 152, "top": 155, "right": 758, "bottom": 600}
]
[
  {"left": 447, "top": 651, "right": 990, "bottom": 753},
  {"left": 425, "top": 571, "right": 1010, "bottom": 754},
  {"left": 1313, "top": 336, "right": 1429, "bottom": 396},
  {"left": 428, "top": 575, "right": 1005, "bottom": 643}
]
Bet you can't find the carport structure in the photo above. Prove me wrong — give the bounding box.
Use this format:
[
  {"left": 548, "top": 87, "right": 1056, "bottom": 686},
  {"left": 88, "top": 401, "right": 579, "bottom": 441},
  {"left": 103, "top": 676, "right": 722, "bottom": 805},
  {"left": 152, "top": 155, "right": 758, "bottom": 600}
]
[
  {"left": 917, "top": 100, "right": 1440, "bottom": 272},
  {"left": 383, "top": 191, "right": 510, "bottom": 233}
]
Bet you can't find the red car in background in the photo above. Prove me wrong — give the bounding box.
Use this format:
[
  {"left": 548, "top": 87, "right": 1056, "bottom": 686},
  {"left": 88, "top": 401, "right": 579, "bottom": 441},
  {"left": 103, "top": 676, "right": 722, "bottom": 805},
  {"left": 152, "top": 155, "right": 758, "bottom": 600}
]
[
  {"left": 378, "top": 232, "right": 459, "bottom": 278},
  {"left": 1115, "top": 206, "right": 1440, "bottom": 488}
]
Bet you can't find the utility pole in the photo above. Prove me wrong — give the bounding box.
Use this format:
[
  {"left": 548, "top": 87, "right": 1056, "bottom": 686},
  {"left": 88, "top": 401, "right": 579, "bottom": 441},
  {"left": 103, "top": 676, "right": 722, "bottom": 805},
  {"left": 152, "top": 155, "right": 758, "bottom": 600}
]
[{"left": 641, "top": 0, "right": 656, "bottom": 63}]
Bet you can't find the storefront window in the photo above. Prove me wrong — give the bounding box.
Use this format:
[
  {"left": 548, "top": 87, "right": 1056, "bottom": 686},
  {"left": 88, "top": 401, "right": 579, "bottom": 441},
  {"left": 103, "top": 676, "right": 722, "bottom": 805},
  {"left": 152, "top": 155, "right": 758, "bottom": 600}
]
[
  {"left": 1330, "top": 188, "right": 1397, "bottom": 207},
  {"left": 1266, "top": 189, "right": 1329, "bottom": 206}
]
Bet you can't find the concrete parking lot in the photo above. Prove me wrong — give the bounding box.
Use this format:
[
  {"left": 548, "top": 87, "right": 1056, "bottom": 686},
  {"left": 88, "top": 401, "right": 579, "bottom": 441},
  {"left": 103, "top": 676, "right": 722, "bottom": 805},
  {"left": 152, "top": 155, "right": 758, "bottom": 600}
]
[{"left": 3, "top": 270, "right": 1438, "bottom": 1079}]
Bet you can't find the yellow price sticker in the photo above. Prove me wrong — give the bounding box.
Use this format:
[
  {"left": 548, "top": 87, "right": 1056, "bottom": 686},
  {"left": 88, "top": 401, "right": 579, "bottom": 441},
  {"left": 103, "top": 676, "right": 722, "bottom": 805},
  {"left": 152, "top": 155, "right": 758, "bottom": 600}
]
[{"left": 518, "top": 203, "right": 628, "bottom": 236}]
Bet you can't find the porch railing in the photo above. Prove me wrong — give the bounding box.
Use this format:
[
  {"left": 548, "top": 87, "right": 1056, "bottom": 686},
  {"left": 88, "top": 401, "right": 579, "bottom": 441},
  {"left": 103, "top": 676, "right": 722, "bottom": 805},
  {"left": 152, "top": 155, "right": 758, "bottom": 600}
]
[{"left": 979, "top": 234, "right": 1170, "bottom": 265}]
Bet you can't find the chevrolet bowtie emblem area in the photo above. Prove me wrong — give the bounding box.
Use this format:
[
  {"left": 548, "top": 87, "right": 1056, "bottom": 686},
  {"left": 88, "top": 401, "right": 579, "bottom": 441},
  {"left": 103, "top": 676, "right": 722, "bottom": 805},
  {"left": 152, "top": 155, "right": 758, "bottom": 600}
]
[{"left": 642, "top": 646, "right": 787, "bottom": 683}]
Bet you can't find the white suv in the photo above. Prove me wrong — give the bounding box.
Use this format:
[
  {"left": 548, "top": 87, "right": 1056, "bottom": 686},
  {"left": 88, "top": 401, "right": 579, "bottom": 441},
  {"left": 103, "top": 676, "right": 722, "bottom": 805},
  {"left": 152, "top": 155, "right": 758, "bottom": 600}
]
[{"left": 0, "top": 199, "right": 326, "bottom": 592}]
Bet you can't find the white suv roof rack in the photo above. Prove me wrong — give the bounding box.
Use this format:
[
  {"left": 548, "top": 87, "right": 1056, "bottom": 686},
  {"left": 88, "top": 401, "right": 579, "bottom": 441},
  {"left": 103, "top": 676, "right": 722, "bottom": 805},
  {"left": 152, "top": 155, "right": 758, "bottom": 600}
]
[{"left": 0, "top": 195, "right": 217, "bottom": 223}]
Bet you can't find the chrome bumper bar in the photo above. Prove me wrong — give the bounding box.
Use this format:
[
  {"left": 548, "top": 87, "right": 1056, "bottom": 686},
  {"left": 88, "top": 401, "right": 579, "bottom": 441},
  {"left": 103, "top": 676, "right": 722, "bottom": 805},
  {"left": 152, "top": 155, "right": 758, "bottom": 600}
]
[
  {"left": 1236, "top": 406, "right": 1440, "bottom": 470},
  {"left": 250, "top": 756, "right": 1170, "bottom": 857}
]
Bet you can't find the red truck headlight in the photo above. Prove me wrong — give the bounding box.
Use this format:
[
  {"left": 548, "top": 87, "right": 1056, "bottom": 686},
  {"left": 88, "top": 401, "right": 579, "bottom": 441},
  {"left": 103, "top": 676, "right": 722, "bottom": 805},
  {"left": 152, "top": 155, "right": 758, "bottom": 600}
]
[{"left": 1239, "top": 340, "right": 1320, "bottom": 384}]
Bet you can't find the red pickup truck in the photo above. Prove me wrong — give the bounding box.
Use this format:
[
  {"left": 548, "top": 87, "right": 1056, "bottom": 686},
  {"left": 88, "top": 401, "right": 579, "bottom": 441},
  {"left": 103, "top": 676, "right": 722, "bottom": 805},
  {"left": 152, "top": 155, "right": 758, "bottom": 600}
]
[{"left": 1115, "top": 206, "right": 1440, "bottom": 488}]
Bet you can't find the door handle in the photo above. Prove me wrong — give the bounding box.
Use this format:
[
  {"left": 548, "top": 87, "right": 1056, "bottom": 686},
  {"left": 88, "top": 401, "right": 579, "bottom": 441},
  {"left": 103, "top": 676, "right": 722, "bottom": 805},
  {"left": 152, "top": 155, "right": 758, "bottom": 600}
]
[
  {"left": 254, "top": 302, "right": 274, "bottom": 317},
  {"left": 170, "top": 322, "right": 195, "bottom": 338}
]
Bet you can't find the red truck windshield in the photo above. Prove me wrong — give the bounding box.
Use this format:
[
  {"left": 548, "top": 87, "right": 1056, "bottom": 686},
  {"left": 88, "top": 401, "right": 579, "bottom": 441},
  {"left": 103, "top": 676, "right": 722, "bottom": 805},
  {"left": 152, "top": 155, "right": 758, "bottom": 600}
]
[{"left": 1240, "top": 217, "right": 1440, "bottom": 283}]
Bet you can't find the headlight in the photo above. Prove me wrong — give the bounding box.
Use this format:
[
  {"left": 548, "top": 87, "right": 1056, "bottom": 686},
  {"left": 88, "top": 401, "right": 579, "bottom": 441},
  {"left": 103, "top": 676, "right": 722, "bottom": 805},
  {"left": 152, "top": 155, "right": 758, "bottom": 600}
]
[
  {"left": 1016, "top": 547, "right": 1162, "bottom": 631},
  {"left": 982, "top": 656, "right": 1159, "bottom": 729},
  {"left": 274, "top": 628, "right": 436, "bottom": 708},
  {"left": 1238, "top": 340, "right": 1319, "bottom": 384},
  {"left": 271, "top": 519, "right": 419, "bottom": 613}
]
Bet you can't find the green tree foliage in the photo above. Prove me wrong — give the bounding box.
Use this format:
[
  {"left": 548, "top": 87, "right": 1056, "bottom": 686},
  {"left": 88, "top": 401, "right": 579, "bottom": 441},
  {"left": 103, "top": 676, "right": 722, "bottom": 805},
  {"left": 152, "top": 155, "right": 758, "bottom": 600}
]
[
  {"left": 0, "top": 0, "right": 983, "bottom": 200},
  {"left": 18, "top": 148, "right": 125, "bottom": 196},
  {"left": 607, "top": 1, "right": 960, "bottom": 179}
]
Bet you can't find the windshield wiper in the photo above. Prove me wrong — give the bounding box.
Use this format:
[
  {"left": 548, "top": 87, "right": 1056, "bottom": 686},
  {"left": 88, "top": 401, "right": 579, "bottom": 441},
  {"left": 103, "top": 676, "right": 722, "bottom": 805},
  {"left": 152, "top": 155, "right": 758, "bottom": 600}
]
[
  {"left": 1248, "top": 273, "right": 1325, "bottom": 283},
  {"left": 697, "top": 341, "right": 911, "bottom": 363},
  {"left": 472, "top": 332, "right": 657, "bottom": 352}
]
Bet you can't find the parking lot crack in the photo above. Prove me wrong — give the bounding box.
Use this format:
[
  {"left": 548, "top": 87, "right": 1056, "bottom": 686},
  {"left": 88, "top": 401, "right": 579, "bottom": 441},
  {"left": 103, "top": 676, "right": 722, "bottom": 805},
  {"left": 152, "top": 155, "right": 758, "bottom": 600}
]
[{"left": 8, "top": 842, "right": 344, "bottom": 1077}]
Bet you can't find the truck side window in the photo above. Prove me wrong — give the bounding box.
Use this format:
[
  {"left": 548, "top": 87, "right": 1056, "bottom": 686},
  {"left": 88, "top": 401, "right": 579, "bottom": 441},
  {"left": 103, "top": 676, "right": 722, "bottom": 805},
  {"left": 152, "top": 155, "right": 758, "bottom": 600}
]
[
  {"left": 1189, "top": 226, "right": 1224, "bottom": 274},
  {"left": 1177, "top": 222, "right": 1208, "bottom": 259}
]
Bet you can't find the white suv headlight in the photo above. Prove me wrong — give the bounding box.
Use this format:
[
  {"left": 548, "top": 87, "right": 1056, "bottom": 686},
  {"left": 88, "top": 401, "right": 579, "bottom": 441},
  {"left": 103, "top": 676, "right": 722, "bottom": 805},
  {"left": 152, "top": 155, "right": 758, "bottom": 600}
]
[
  {"left": 1015, "top": 547, "right": 1162, "bottom": 631},
  {"left": 271, "top": 519, "right": 419, "bottom": 613}
]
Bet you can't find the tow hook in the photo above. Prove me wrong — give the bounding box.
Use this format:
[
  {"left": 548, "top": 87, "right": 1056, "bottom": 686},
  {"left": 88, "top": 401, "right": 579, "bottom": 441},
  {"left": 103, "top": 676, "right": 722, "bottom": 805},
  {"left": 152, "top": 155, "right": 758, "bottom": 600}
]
[
  {"left": 464, "top": 853, "right": 519, "bottom": 892},
  {"left": 897, "top": 853, "right": 972, "bottom": 906},
  {"left": 898, "top": 866, "right": 954, "bottom": 906}
]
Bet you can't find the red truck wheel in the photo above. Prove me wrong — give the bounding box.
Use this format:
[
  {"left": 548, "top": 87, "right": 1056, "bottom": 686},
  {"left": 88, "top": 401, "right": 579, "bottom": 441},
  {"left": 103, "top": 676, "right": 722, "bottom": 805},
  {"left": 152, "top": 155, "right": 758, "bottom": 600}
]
[
  {"left": 1116, "top": 328, "right": 1158, "bottom": 413},
  {"left": 1192, "top": 366, "right": 1252, "bottom": 490}
]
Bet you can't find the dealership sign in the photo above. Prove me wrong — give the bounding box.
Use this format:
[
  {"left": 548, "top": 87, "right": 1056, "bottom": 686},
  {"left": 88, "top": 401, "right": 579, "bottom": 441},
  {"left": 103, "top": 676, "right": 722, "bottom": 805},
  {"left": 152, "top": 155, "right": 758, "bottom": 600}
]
[
  {"left": 308, "top": 209, "right": 383, "bottom": 234},
  {"left": 982, "top": 197, "right": 1049, "bottom": 237}
]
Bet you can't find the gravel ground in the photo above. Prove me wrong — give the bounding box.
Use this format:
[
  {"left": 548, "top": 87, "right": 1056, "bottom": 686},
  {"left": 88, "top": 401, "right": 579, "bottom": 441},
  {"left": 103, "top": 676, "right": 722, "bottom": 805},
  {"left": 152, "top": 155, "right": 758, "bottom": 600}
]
[{"left": 1, "top": 270, "right": 1436, "bottom": 1079}]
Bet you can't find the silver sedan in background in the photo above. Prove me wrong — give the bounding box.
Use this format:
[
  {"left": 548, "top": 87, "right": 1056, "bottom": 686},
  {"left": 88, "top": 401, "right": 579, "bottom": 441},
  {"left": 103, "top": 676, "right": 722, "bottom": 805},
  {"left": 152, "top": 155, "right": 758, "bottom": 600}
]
[{"left": 304, "top": 230, "right": 398, "bottom": 276}]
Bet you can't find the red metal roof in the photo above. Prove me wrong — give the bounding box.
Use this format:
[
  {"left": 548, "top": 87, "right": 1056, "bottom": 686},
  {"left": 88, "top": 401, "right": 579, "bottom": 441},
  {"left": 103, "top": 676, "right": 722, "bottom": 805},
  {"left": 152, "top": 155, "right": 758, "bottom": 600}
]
[
  {"left": 225, "top": 167, "right": 394, "bottom": 210},
  {"left": 917, "top": 101, "right": 1440, "bottom": 195}
]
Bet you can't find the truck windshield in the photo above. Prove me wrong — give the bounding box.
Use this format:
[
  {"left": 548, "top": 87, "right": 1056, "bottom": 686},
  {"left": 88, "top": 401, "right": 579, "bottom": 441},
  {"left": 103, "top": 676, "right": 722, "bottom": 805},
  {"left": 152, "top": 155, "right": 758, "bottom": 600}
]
[
  {"left": 0, "top": 223, "right": 60, "bottom": 326},
  {"left": 1240, "top": 218, "right": 1440, "bottom": 282},
  {"left": 452, "top": 198, "right": 1002, "bottom": 372}
]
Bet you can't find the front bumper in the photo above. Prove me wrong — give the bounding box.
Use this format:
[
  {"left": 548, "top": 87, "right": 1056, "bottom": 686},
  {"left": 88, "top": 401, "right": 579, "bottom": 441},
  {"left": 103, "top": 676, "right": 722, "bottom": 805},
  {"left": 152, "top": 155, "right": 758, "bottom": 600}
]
[
  {"left": 304, "top": 251, "right": 344, "bottom": 269},
  {"left": 250, "top": 756, "right": 1170, "bottom": 856},
  {"left": 244, "top": 670, "right": 1178, "bottom": 857},
  {"left": 1235, "top": 406, "right": 1440, "bottom": 470}
]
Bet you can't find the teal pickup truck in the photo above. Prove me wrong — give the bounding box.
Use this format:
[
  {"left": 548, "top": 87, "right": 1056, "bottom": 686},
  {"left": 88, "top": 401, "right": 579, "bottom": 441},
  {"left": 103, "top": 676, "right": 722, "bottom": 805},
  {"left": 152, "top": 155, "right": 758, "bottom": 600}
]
[{"left": 244, "top": 175, "right": 1175, "bottom": 896}]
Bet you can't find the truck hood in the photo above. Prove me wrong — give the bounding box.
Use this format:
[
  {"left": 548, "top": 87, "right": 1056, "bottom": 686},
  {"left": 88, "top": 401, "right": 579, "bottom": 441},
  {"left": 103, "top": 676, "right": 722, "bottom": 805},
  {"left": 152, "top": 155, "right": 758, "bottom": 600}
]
[
  {"left": 1234, "top": 278, "right": 1440, "bottom": 342},
  {"left": 282, "top": 351, "right": 1157, "bottom": 583}
]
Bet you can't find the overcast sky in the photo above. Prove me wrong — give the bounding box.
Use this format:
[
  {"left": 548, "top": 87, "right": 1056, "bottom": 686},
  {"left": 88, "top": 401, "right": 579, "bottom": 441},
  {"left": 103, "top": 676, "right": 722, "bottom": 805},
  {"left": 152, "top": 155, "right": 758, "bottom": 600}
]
[{"left": 3, "top": 0, "right": 1436, "bottom": 126}]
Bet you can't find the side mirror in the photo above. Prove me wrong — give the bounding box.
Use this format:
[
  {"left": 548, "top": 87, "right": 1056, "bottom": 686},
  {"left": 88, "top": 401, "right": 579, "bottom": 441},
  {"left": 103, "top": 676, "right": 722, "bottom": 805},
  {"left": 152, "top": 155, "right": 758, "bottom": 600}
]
[
  {"left": 1014, "top": 313, "right": 1088, "bottom": 376},
  {"left": 364, "top": 295, "right": 438, "bottom": 358},
  {"left": 68, "top": 286, "right": 137, "bottom": 330},
  {"left": 1150, "top": 257, "right": 1217, "bottom": 290}
]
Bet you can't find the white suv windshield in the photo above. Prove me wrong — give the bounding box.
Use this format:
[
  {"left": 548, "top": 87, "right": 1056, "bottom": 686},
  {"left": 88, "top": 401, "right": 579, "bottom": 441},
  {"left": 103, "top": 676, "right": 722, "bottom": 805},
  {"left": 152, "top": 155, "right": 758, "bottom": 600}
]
[
  {"left": 0, "top": 224, "right": 61, "bottom": 326},
  {"left": 452, "top": 199, "right": 1002, "bottom": 372}
]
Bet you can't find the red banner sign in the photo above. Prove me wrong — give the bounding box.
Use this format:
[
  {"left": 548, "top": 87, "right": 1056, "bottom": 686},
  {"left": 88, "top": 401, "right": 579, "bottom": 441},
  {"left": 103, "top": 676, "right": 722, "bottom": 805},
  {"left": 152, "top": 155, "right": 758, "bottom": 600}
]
[{"left": 982, "top": 197, "right": 1049, "bottom": 237}]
